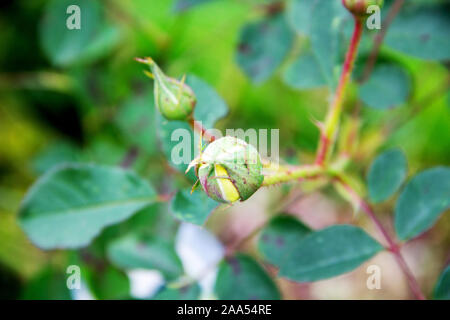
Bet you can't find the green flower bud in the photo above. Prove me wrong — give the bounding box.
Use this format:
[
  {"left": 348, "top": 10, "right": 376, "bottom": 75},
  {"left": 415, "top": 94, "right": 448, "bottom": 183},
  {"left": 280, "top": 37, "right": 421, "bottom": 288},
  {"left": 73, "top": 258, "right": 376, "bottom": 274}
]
[
  {"left": 188, "top": 136, "right": 264, "bottom": 204},
  {"left": 342, "top": 0, "right": 383, "bottom": 17},
  {"left": 136, "top": 57, "right": 196, "bottom": 121}
]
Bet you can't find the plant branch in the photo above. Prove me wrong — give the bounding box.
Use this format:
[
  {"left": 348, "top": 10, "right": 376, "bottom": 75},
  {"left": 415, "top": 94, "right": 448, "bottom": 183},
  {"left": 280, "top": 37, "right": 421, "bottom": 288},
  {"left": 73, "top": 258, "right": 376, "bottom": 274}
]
[
  {"left": 337, "top": 0, "right": 405, "bottom": 161},
  {"left": 335, "top": 176, "right": 426, "bottom": 300},
  {"left": 262, "top": 164, "right": 324, "bottom": 186},
  {"left": 188, "top": 117, "right": 217, "bottom": 143},
  {"left": 120, "top": 146, "right": 139, "bottom": 168},
  {"left": 315, "top": 18, "right": 363, "bottom": 166}
]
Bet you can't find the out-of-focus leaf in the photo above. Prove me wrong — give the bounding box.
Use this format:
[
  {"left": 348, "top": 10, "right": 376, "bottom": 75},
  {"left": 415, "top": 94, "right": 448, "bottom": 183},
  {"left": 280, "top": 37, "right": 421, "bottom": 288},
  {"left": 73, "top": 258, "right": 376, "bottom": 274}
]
[
  {"left": 0, "top": 211, "right": 47, "bottom": 279},
  {"left": 157, "top": 115, "right": 196, "bottom": 180},
  {"left": 83, "top": 133, "right": 149, "bottom": 173},
  {"left": 395, "top": 167, "right": 450, "bottom": 241},
  {"left": 285, "top": 0, "right": 316, "bottom": 35},
  {"left": 116, "top": 92, "right": 156, "bottom": 155},
  {"left": 153, "top": 283, "right": 200, "bottom": 300},
  {"left": 21, "top": 267, "right": 71, "bottom": 300},
  {"left": 433, "top": 265, "right": 450, "bottom": 300},
  {"left": 97, "top": 204, "right": 171, "bottom": 243},
  {"left": 188, "top": 75, "right": 228, "bottom": 129},
  {"left": 32, "top": 141, "right": 83, "bottom": 174},
  {"left": 214, "top": 254, "right": 280, "bottom": 300},
  {"left": 309, "top": 0, "right": 350, "bottom": 88},
  {"left": 360, "top": 64, "right": 411, "bottom": 109},
  {"left": 173, "top": 0, "right": 215, "bottom": 12},
  {"left": 170, "top": 189, "right": 218, "bottom": 225},
  {"left": 84, "top": 135, "right": 126, "bottom": 166},
  {"left": 236, "top": 13, "right": 294, "bottom": 83},
  {"left": 282, "top": 51, "right": 328, "bottom": 89},
  {"left": 258, "top": 215, "right": 311, "bottom": 266},
  {"left": 107, "top": 233, "right": 183, "bottom": 280},
  {"left": 18, "top": 164, "right": 157, "bottom": 249},
  {"left": 385, "top": 4, "right": 450, "bottom": 61},
  {"left": 39, "top": 0, "right": 120, "bottom": 67},
  {"left": 368, "top": 149, "right": 407, "bottom": 203},
  {"left": 279, "top": 225, "right": 383, "bottom": 282},
  {"left": 87, "top": 265, "right": 130, "bottom": 300}
]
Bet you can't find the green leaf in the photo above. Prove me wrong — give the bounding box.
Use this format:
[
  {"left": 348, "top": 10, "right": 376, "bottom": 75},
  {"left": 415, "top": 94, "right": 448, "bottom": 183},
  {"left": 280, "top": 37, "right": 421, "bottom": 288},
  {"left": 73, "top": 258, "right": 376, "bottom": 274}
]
[
  {"left": 236, "top": 13, "right": 294, "bottom": 83},
  {"left": 360, "top": 64, "right": 411, "bottom": 109},
  {"left": 258, "top": 215, "right": 311, "bottom": 266},
  {"left": 153, "top": 283, "right": 201, "bottom": 300},
  {"left": 309, "top": 0, "right": 351, "bottom": 88},
  {"left": 385, "top": 3, "right": 450, "bottom": 61},
  {"left": 170, "top": 189, "right": 218, "bottom": 225},
  {"left": 84, "top": 135, "right": 126, "bottom": 166},
  {"left": 214, "top": 254, "right": 280, "bottom": 300},
  {"left": 285, "top": 0, "right": 316, "bottom": 36},
  {"left": 21, "top": 267, "right": 71, "bottom": 300},
  {"left": 32, "top": 141, "right": 83, "bottom": 174},
  {"left": 282, "top": 51, "right": 328, "bottom": 89},
  {"left": 116, "top": 92, "right": 156, "bottom": 155},
  {"left": 157, "top": 115, "right": 196, "bottom": 180},
  {"left": 279, "top": 225, "right": 383, "bottom": 282},
  {"left": 87, "top": 265, "right": 130, "bottom": 300},
  {"left": 18, "top": 164, "right": 157, "bottom": 249},
  {"left": 188, "top": 75, "right": 228, "bottom": 129},
  {"left": 39, "top": 0, "right": 120, "bottom": 67},
  {"left": 107, "top": 233, "right": 183, "bottom": 280},
  {"left": 433, "top": 265, "right": 450, "bottom": 300},
  {"left": 395, "top": 167, "right": 450, "bottom": 241},
  {"left": 173, "top": 0, "right": 215, "bottom": 12},
  {"left": 368, "top": 149, "right": 407, "bottom": 203}
]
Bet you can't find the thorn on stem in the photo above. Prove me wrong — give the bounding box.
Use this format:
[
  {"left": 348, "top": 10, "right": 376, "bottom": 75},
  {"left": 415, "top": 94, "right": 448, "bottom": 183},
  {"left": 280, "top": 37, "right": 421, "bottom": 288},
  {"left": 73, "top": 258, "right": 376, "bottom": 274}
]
[{"left": 134, "top": 57, "right": 154, "bottom": 65}]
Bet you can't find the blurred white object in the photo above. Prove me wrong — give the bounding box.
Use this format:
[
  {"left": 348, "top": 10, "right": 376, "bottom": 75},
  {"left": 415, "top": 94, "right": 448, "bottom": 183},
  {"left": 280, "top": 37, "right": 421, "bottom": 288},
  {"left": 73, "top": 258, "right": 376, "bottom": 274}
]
[
  {"left": 128, "top": 269, "right": 164, "bottom": 299},
  {"left": 175, "top": 223, "right": 225, "bottom": 298},
  {"left": 71, "top": 281, "right": 94, "bottom": 300}
]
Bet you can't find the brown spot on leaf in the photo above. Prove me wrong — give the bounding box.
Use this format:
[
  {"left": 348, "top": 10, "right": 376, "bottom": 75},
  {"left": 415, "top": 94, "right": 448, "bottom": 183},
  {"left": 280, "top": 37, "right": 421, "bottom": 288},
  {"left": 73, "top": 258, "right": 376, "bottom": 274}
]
[
  {"left": 179, "top": 285, "right": 190, "bottom": 294},
  {"left": 238, "top": 43, "right": 251, "bottom": 54},
  {"left": 227, "top": 257, "right": 241, "bottom": 275},
  {"left": 420, "top": 34, "right": 430, "bottom": 42},
  {"left": 275, "top": 236, "right": 284, "bottom": 247}
]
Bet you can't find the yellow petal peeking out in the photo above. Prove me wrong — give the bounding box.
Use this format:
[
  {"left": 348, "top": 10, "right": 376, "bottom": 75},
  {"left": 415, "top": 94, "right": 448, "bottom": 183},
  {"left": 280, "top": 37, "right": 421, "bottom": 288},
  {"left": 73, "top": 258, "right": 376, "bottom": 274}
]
[
  {"left": 214, "top": 164, "right": 240, "bottom": 203},
  {"left": 192, "top": 136, "right": 264, "bottom": 204}
]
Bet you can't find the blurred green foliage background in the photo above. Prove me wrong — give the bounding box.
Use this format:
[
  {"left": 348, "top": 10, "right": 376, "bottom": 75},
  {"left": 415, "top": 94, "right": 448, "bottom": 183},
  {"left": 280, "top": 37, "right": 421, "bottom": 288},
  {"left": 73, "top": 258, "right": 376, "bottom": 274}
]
[{"left": 0, "top": 0, "right": 448, "bottom": 299}]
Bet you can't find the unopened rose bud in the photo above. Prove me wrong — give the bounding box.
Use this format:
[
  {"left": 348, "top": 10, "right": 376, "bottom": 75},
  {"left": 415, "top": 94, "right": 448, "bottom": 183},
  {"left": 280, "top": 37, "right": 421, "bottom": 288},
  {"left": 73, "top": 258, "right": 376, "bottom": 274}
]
[
  {"left": 136, "top": 57, "right": 196, "bottom": 121},
  {"left": 342, "top": 0, "right": 383, "bottom": 17},
  {"left": 187, "top": 136, "right": 264, "bottom": 204}
]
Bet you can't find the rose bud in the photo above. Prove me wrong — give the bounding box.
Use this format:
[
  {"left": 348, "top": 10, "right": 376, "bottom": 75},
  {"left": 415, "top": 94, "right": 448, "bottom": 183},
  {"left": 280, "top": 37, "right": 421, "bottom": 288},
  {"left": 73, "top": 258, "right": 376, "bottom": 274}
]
[
  {"left": 187, "top": 136, "right": 264, "bottom": 204},
  {"left": 136, "top": 57, "right": 196, "bottom": 121},
  {"left": 342, "top": 0, "right": 383, "bottom": 17}
]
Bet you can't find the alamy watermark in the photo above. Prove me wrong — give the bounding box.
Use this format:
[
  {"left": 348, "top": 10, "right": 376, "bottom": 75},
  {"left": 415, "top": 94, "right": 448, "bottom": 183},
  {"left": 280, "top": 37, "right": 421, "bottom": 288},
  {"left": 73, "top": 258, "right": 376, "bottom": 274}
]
[
  {"left": 366, "top": 5, "right": 381, "bottom": 30},
  {"left": 170, "top": 123, "right": 280, "bottom": 167},
  {"left": 66, "top": 5, "right": 81, "bottom": 30},
  {"left": 66, "top": 265, "right": 81, "bottom": 290},
  {"left": 366, "top": 265, "right": 381, "bottom": 290}
]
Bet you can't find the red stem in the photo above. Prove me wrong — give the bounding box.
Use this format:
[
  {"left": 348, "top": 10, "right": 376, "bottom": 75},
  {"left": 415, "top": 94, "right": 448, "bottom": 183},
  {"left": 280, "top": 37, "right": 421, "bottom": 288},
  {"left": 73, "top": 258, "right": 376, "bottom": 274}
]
[
  {"left": 315, "top": 135, "right": 330, "bottom": 167},
  {"left": 315, "top": 18, "right": 363, "bottom": 165},
  {"left": 338, "top": 178, "right": 426, "bottom": 300},
  {"left": 188, "top": 117, "right": 216, "bottom": 143}
]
